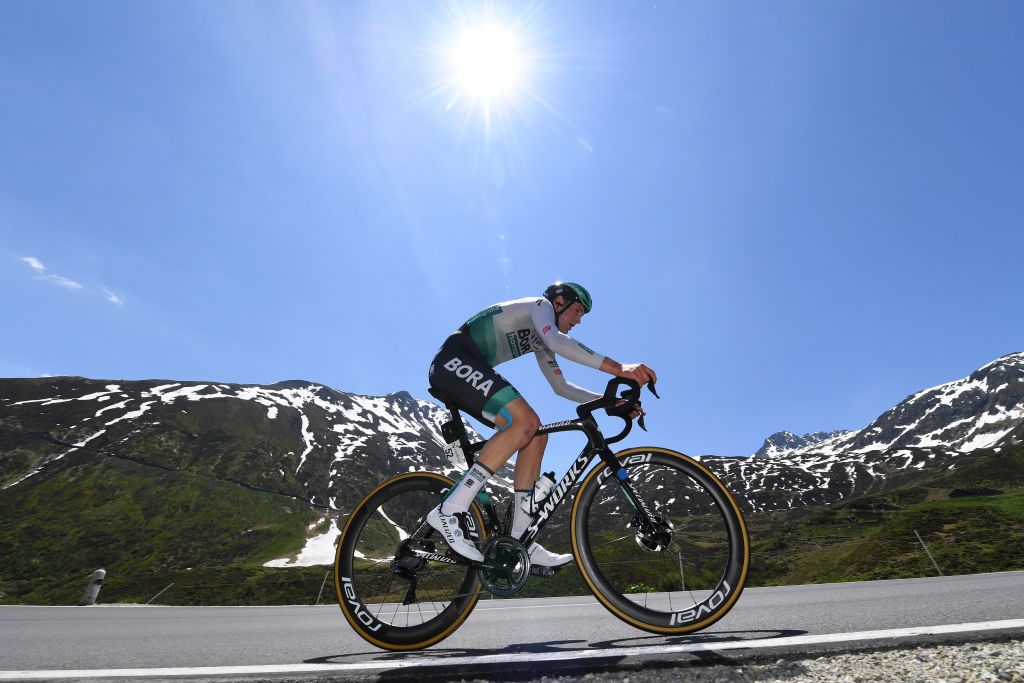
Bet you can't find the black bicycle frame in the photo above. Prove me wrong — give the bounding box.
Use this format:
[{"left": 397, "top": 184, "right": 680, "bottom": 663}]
[{"left": 435, "top": 381, "right": 655, "bottom": 557}]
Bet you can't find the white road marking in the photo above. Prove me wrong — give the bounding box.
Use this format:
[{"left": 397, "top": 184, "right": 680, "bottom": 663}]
[{"left": 2, "top": 619, "right": 1022, "bottom": 680}]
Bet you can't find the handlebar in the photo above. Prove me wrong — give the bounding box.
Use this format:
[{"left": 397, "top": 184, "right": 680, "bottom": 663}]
[{"left": 576, "top": 377, "right": 659, "bottom": 445}]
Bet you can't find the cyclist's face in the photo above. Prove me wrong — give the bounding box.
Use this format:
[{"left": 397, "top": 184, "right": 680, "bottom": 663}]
[{"left": 556, "top": 298, "right": 587, "bottom": 333}]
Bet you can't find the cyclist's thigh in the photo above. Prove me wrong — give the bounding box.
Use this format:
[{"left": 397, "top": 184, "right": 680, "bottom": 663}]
[
  {"left": 430, "top": 333, "right": 521, "bottom": 426},
  {"left": 496, "top": 397, "right": 540, "bottom": 431}
]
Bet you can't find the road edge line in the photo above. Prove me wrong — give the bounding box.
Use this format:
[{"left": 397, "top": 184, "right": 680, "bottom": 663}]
[{"left": 2, "top": 618, "right": 1023, "bottom": 680}]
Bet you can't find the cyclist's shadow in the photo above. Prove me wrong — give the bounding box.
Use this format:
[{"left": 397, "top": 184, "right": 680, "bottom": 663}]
[
  {"left": 589, "top": 628, "right": 807, "bottom": 649},
  {"left": 307, "top": 640, "right": 627, "bottom": 683},
  {"left": 306, "top": 632, "right": 809, "bottom": 682},
  {"left": 305, "top": 629, "right": 805, "bottom": 669},
  {"left": 305, "top": 638, "right": 586, "bottom": 665},
  {"left": 588, "top": 629, "right": 809, "bottom": 667}
]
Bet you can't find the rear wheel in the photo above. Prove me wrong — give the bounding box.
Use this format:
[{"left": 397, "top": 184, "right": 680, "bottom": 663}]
[
  {"left": 334, "top": 472, "right": 486, "bottom": 650},
  {"left": 571, "top": 447, "right": 749, "bottom": 634}
]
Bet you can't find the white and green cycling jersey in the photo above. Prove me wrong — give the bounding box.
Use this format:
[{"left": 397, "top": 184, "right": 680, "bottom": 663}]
[{"left": 461, "top": 297, "right": 606, "bottom": 403}]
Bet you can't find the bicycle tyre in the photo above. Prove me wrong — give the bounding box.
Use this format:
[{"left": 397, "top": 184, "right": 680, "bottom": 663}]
[
  {"left": 570, "top": 447, "right": 749, "bottom": 634},
  {"left": 334, "top": 472, "right": 487, "bottom": 650}
]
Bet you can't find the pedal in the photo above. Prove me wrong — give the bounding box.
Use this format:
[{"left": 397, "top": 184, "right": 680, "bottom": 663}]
[{"left": 529, "top": 565, "right": 557, "bottom": 577}]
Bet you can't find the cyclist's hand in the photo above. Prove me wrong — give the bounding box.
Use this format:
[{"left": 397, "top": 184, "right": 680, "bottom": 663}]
[
  {"left": 613, "top": 398, "right": 644, "bottom": 420},
  {"left": 618, "top": 363, "right": 657, "bottom": 386}
]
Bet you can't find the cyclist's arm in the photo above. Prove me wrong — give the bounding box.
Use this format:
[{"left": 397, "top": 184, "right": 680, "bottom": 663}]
[
  {"left": 534, "top": 346, "right": 602, "bottom": 403},
  {"left": 598, "top": 358, "right": 658, "bottom": 385},
  {"left": 530, "top": 300, "right": 606, "bottom": 370}
]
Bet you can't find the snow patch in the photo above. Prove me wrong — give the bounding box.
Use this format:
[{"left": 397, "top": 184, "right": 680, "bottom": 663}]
[
  {"left": 263, "top": 518, "right": 340, "bottom": 567},
  {"left": 105, "top": 401, "right": 155, "bottom": 426},
  {"left": 960, "top": 426, "right": 1016, "bottom": 451},
  {"left": 95, "top": 400, "right": 130, "bottom": 417},
  {"left": 76, "top": 385, "right": 123, "bottom": 401}
]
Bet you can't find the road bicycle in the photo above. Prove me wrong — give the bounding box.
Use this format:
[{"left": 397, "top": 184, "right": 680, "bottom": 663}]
[{"left": 334, "top": 378, "right": 749, "bottom": 651}]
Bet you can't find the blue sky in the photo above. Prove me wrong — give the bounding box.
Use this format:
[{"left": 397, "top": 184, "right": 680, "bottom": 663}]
[{"left": 2, "top": 1, "right": 1022, "bottom": 467}]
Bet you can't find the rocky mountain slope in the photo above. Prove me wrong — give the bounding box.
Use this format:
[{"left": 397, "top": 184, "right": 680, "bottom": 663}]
[
  {"left": 709, "top": 352, "right": 1024, "bottom": 512},
  {"left": 0, "top": 378, "right": 516, "bottom": 573},
  {"left": 1, "top": 352, "right": 1021, "bottom": 581},
  {"left": 0, "top": 378, "right": 507, "bottom": 507}
]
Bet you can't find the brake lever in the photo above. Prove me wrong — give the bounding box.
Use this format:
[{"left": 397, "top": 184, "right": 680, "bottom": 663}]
[{"left": 636, "top": 381, "right": 659, "bottom": 430}]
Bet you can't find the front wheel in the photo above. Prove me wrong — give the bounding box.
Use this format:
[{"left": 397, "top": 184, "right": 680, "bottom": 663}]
[
  {"left": 571, "top": 447, "right": 749, "bottom": 634},
  {"left": 334, "top": 472, "right": 487, "bottom": 651}
]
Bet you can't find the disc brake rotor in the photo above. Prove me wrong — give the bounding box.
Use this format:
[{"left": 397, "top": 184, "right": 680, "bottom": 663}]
[{"left": 632, "top": 514, "right": 674, "bottom": 552}]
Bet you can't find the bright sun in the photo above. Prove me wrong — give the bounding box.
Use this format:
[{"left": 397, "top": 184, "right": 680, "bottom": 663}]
[{"left": 450, "top": 25, "right": 526, "bottom": 99}]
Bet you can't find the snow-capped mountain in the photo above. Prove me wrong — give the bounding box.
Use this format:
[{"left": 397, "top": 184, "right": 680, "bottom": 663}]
[
  {"left": 0, "top": 377, "right": 509, "bottom": 504},
  {"left": 753, "top": 430, "right": 855, "bottom": 459},
  {"left": 703, "top": 352, "right": 1024, "bottom": 512},
  {"left": 1, "top": 352, "right": 1021, "bottom": 557},
  {"left": 754, "top": 353, "right": 1024, "bottom": 459},
  {"left": 0, "top": 377, "right": 520, "bottom": 568}
]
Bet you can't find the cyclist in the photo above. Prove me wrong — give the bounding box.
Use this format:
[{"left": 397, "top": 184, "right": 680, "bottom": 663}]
[{"left": 427, "top": 282, "right": 657, "bottom": 566}]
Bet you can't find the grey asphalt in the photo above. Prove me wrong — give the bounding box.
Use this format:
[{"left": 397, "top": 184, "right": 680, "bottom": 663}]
[{"left": 1, "top": 572, "right": 1023, "bottom": 676}]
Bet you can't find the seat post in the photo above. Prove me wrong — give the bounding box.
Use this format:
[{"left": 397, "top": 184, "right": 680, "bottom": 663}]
[{"left": 443, "top": 404, "right": 473, "bottom": 453}]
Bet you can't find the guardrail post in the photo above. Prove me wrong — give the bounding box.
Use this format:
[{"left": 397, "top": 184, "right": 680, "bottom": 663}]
[
  {"left": 914, "top": 530, "right": 944, "bottom": 576},
  {"left": 146, "top": 583, "right": 175, "bottom": 605},
  {"left": 79, "top": 569, "right": 106, "bottom": 606},
  {"left": 316, "top": 569, "right": 331, "bottom": 606}
]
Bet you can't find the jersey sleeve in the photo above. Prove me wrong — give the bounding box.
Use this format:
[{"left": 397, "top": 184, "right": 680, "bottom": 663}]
[
  {"left": 530, "top": 299, "right": 606, "bottom": 370},
  {"left": 534, "top": 345, "right": 602, "bottom": 403}
]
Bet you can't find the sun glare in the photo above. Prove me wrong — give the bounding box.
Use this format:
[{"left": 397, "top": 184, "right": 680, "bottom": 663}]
[
  {"left": 439, "top": 18, "right": 537, "bottom": 134},
  {"left": 450, "top": 25, "right": 526, "bottom": 100},
  {"left": 415, "top": 5, "right": 568, "bottom": 152}
]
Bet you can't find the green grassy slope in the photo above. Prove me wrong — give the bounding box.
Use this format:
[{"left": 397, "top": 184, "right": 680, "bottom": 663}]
[
  {"left": 3, "top": 445, "right": 1022, "bottom": 605},
  {"left": 747, "top": 446, "right": 1024, "bottom": 585},
  {"left": 0, "top": 451, "right": 326, "bottom": 605}
]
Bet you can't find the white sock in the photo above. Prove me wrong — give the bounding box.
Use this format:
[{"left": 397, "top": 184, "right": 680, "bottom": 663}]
[
  {"left": 511, "top": 489, "right": 532, "bottom": 538},
  {"left": 440, "top": 463, "right": 493, "bottom": 515}
]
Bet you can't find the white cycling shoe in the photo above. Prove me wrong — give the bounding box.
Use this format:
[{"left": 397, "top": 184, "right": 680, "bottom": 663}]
[
  {"left": 528, "top": 542, "right": 573, "bottom": 568},
  {"left": 427, "top": 507, "right": 484, "bottom": 563}
]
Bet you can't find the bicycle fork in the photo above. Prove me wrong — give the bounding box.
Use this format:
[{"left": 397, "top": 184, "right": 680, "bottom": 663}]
[{"left": 599, "top": 449, "right": 674, "bottom": 551}]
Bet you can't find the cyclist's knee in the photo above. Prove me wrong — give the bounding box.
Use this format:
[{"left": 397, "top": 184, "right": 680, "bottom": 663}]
[
  {"left": 502, "top": 400, "right": 540, "bottom": 446},
  {"left": 513, "top": 412, "right": 541, "bottom": 447}
]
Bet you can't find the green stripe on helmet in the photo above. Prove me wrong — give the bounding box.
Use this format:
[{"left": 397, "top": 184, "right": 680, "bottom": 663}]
[
  {"left": 563, "top": 282, "right": 592, "bottom": 312},
  {"left": 543, "top": 281, "right": 593, "bottom": 313}
]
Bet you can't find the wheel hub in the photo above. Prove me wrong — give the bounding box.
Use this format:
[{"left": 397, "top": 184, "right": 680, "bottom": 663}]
[{"left": 632, "top": 514, "right": 674, "bottom": 552}]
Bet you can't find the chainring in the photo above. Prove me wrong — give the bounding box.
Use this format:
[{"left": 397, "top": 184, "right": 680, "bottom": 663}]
[{"left": 478, "top": 535, "right": 531, "bottom": 596}]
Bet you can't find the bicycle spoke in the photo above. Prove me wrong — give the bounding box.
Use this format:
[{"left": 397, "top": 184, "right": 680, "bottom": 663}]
[
  {"left": 588, "top": 533, "right": 634, "bottom": 550},
  {"left": 337, "top": 473, "right": 485, "bottom": 649},
  {"left": 574, "top": 449, "right": 748, "bottom": 634}
]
